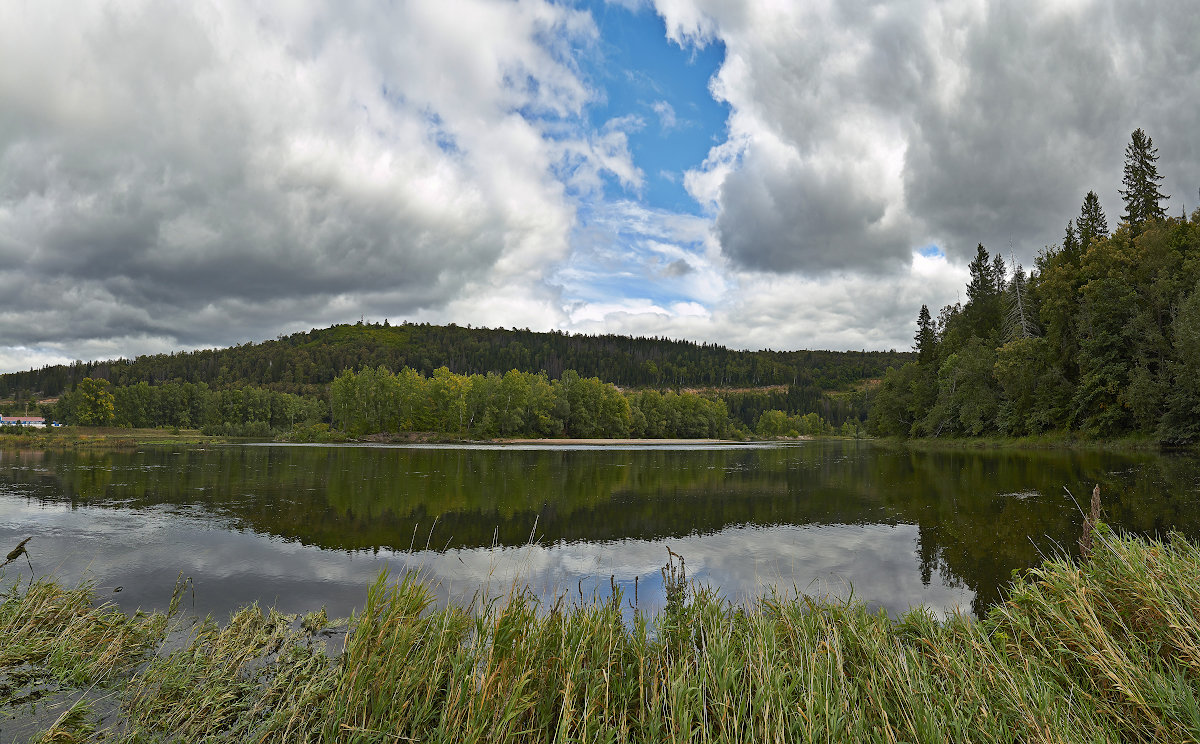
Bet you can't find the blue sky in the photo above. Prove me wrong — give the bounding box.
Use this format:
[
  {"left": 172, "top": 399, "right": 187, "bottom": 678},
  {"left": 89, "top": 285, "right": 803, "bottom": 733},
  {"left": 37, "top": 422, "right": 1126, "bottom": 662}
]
[
  {"left": 577, "top": 0, "right": 727, "bottom": 214},
  {"left": 0, "top": 0, "right": 1198, "bottom": 370}
]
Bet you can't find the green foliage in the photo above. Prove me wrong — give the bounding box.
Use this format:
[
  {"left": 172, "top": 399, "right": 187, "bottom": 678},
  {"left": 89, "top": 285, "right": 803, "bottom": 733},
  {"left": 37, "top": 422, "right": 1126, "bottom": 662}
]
[
  {"left": 1120, "top": 127, "right": 1169, "bottom": 232},
  {"left": 327, "top": 366, "right": 737, "bottom": 439},
  {"left": 871, "top": 129, "right": 1200, "bottom": 442},
  {"left": 755, "top": 409, "right": 833, "bottom": 437},
  {"left": 866, "top": 362, "right": 922, "bottom": 436},
  {"left": 914, "top": 304, "right": 937, "bottom": 365},
  {"left": 993, "top": 337, "right": 1068, "bottom": 434},
  {"left": 54, "top": 378, "right": 322, "bottom": 434},
  {"left": 918, "top": 338, "right": 1000, "bottom": 437},
  {"left": 1077, "top": 189, "right": 1109, "bottom": 248},
  {"left": 73, "top": 377, "right": 115, "bottom": 426},
  {"left": 0, "top": 322, "right": 911, "bottom": 400}
]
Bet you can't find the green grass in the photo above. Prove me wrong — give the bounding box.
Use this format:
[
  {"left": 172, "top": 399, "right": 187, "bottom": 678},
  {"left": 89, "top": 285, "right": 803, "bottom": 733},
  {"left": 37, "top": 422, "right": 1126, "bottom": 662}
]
[{"left": 4, "top": 528, "right": 1200, "bottom": 742}]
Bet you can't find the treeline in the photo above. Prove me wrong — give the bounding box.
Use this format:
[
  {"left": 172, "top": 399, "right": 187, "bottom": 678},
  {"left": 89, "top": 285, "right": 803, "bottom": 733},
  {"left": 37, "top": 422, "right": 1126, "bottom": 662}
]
[
  {"left": 869, "top": 128, "right": 1200, "bottom": 443},
  {"left": 0, "top": 322, "right": 909, "bottom": 399},
  {"left": 50, "top": 379, "right": 325, "bottom": 437},
  {"left": 722, "top": 380, "right": 867, "bottom": 430},
  {"left": 331, "top": 367, "right": 731, "bottom": 439},
  {"left": 755, "top": 410, "right": 861, "bottom": 438},
  {"left": 37, "top": 369, "right": 860, "bottom": 440}
]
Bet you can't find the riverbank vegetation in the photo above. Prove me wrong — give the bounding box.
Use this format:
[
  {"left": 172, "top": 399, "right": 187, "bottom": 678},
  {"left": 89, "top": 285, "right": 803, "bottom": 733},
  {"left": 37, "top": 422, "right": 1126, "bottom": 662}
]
[
  {"left": 869, "top": 129, "right": 1200, "bottom": 445},
  {"left": 4, "top": 529, "right": 1200, "bottom": 742},
  {"left": 330, "top": 366, "right": 732, "bottom": 439},
  {"left": 33, "top": 367, "right": 860, "bottom": 442}
]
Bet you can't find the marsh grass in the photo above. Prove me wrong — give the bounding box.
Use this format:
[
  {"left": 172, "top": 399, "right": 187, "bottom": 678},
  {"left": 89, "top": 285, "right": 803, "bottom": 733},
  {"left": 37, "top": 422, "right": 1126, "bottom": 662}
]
[{"left": 4, "top": 529, "right": 1200, "bottom": 742}]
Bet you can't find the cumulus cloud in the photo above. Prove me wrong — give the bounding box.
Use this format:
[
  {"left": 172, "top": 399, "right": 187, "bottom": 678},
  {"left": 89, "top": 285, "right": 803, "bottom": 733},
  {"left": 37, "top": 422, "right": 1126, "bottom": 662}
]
[
  {"left": 3, "top": 0, "right": 1198, "bottom": 369},
  {"left": 569, "top": 248, "right": 968, "bottom": 351},
  {"left": 0, "top": 0, "right": 639, "bottom": 361},
  {"left": 654, "top": 0, "right": 1200, "bottom": 272}
]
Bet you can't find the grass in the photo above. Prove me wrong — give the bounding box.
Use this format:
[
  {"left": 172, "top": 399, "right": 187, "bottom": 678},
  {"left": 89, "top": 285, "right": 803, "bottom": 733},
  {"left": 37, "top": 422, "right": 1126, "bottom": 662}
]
[
  {"left": 3, "top": 528, "right": 1200, "bottom": 742},
  {"left": 878, "top": 431, "right": 1184, "bottom": 453},
  {"left": 0, "top": 427, "right": 226, "bottom": 449}
]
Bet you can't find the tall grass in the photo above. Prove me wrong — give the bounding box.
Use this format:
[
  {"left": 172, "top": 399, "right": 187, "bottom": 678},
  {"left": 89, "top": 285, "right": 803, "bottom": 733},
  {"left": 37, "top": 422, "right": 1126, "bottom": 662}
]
[{"left": 4, "top": 528, "right": 1200, "bottom": 742}]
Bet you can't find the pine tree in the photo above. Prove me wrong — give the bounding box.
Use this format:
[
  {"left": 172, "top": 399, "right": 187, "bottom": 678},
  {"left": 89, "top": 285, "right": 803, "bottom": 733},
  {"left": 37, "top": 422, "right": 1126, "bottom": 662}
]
[
  {"left": 1077, "top": 190, "right": 1109, "bottom": 248},
  {"left": 1120, "top": 128, "right": 1168, "bottom": 232}
]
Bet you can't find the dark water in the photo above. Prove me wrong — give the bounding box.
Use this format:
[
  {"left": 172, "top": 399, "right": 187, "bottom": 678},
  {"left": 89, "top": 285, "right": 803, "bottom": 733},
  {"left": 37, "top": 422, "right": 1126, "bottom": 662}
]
[{"left": 1, "top": 441, "right": 1198, "bottom": 621}]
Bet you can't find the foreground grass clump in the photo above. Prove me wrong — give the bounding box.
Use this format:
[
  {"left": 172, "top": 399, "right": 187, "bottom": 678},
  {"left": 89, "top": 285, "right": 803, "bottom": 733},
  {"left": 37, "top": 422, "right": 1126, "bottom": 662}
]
[{"left": 4, "top": 529, "right": 1200, "bottom": 742}]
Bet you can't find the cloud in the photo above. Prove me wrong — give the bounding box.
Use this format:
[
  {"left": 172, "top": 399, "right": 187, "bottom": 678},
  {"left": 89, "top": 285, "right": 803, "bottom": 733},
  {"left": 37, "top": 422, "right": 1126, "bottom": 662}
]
[
  {"left": 661, "top": 258, "right": 693, "bottom": 277},
  {"left": 0, "top": 0, "right": 640, "bottom": 359},
  {"left": 651, "top": 100, "right": 678, "bottom": 131},
  {"left": 654, "top": 0, "right": 1200, "bottom": 272},
  {"left": 568, "top": 248, "right": 968, "bottom": 351}
]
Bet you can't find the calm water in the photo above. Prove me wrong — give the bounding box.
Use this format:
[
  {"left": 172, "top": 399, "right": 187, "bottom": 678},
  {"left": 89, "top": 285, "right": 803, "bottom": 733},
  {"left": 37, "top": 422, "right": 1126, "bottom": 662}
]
[{"left": 2, "top": 441, "right": 1199, "bottom": 620}]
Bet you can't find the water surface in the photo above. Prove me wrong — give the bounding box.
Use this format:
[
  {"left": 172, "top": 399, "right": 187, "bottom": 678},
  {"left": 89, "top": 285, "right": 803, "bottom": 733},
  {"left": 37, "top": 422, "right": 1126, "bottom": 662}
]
[{"left": 1, "top": 441, "right": 1197, "bottom": 620}]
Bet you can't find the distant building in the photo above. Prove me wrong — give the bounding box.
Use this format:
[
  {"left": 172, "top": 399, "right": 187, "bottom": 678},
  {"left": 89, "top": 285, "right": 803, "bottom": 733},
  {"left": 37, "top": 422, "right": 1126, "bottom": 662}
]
[{"left": 0, "top": 416, "right": 47, "bottom": 428}]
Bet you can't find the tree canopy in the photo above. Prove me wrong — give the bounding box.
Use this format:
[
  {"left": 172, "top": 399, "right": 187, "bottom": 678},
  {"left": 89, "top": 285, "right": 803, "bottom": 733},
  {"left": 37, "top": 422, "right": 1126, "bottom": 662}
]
[{"left": 869, "top": 129, "right": 1200, "bottom": 443}]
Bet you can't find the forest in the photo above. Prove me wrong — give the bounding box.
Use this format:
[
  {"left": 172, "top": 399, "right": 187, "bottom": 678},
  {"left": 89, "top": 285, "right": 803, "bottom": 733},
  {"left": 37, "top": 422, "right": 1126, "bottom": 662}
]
[
  {"left": 0, "top": 322, "right": 907, "bottom": 400},
  {"left": 868, "top": 128, "right": 1200, "bottom": 443},
  {"left": 5, "top": 317, "right": 899, "bottom": 436}
]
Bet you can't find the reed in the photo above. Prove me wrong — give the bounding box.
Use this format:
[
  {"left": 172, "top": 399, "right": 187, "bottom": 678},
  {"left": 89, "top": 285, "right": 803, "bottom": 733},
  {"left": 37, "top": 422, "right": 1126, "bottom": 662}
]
[{"left": 4, "top": 529, "right": 1200, "bottom": 742}]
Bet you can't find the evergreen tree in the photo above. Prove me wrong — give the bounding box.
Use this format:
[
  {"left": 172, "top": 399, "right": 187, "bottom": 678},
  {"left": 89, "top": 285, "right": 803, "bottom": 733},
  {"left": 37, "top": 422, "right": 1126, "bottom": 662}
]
[
  {"left": 914, "top": 305, "right": 937, "bottom": 365},
  {"left": 1063, "top": 220, "right": 1079, "bottom": 259},
  {"left": 965, "top": 244, "right": 1002, "bottom": 340},
  {"left": 1120, "top": 128, "right": 1168, "bottom": 231},
  {"left": 1077, "top": 191, "right": 1109, "bottom": 248},
  {"left": 991, "top": 252, "right": 1008, "bottom": 295},
  {"left": 965, "top": 244, "right": 992, "bottom": 305}
]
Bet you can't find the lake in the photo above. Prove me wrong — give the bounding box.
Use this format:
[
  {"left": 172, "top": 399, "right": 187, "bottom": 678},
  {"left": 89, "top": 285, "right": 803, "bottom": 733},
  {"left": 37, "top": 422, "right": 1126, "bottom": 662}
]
[{"left": 2, "top": 441, "right": 1198, "bottom": 621}]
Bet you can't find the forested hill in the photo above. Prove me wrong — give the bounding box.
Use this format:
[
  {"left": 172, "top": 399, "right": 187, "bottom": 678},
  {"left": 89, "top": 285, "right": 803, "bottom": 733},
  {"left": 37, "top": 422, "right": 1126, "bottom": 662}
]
[{"left": 0, "top": 322, "right": 910, "bottom": 399}]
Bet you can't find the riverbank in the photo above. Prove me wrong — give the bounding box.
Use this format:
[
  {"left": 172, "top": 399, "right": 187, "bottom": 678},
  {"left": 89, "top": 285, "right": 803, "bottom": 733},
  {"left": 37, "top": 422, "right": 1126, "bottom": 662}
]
[
  {"left": 0, "top": 426, "right": 227, "bottom": 449},
  {"left": 3, "top": 529, "right": 1198, "bottom": 742},
  {"left": 878, "top": 432, "right": 1192, "bottom": 454}
]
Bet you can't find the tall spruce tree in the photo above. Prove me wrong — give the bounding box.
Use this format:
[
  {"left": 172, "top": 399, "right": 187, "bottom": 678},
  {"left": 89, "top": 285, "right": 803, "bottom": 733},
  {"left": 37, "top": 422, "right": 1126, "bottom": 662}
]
[
  {"left": 965, "top": 243, "right": 1002, "bottom": 339},
  {"left": 914, "top": 304, "right": 937, "bottom": 365},
  {"left": 1120, "top": 128, "right": 1168, "bottom": 231},
  {"left": 1077, "top": 190, "right": 1109, "bottom": 249},
  {"left": 1063, "top": 219, "right": 1079, "bottom": 258}
]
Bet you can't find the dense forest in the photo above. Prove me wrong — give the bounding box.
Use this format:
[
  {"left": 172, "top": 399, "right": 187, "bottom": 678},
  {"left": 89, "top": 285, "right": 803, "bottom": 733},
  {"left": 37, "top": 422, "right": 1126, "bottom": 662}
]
[
  {"left": 44, "top": 366, "right": 861, "bottom": 439},
  {"left": 4, "top": 322, "right": 902, "bottom": 435},
  {"left": 868, "top": 128, "right": 1200, "bottom": 443},
  {"left": 330, "top": 367, "right": 731, "bottom": 439},
  {"left": 0, "top": 323, "right": 907, "bottom": 400}
]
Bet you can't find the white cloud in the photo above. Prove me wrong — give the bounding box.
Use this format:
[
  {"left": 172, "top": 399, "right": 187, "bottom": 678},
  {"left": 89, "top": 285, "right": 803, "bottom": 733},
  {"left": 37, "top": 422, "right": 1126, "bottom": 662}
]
[
  {"left": 653, "top": 0, "right": 1200, "bottom": 273},
  {"left": 567, "top": 249, "right": 967, "bottom": 351},
  {"left": 651, "top": 100, "right": 678, "bottom": 130}
]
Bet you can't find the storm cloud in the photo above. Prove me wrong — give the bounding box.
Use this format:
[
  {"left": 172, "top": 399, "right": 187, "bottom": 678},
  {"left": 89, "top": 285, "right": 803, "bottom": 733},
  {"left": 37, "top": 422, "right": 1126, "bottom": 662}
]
[
  {"left": 658, "top": 0, "right": 1200, "bottom": 271},
  {"left": 0, "top": 1, "right": 616, "bottom": 360},
  {"left": 2, "top": 0, "right": 1199, "bottom": 369}
]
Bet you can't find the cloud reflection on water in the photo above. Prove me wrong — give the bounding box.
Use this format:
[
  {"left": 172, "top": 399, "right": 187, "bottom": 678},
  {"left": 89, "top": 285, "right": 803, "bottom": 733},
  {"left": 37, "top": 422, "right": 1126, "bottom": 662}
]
[{"left": 1, "top": 496, "right": 970, "bottom": 621}]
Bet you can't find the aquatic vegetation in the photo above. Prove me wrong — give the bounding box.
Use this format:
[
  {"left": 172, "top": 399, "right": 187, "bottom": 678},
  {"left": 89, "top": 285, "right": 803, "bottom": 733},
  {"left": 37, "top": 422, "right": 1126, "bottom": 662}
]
[{"left": 3, "top": 530, "right": 1200, "bottom": 742}]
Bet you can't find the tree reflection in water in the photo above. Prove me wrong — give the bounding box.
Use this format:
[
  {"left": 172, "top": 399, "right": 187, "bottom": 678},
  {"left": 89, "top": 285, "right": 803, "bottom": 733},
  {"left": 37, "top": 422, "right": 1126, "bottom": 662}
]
[{"left": 1, "top": 442, "right": 1197, "bottom": 619}]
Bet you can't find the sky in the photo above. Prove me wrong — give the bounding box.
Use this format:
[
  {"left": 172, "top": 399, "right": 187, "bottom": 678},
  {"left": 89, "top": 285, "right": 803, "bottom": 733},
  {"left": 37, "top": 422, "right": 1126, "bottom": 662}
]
[{"left": 1, "top": 0, "right": 1198, "bottom": 372}]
